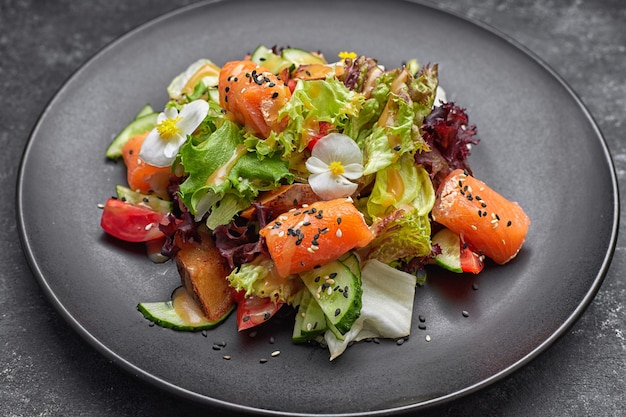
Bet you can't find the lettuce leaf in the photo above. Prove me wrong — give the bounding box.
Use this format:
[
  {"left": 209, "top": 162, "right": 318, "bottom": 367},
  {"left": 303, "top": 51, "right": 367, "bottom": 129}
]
[
  {"left": 323, "top": 259, "right": 416, "bottom": 360},
  {"left": 178, "top": 120, "right": 294, "bottom": 229},
  {"left": 360, "top": 65, "right": 439, "bottom": 176},
  {"left": 227, "top": 255, "right": 303, "bottom": 304},
  {"left": 365, "top": 160, "right": 434, "bottom": 268},
  {"left": 277, "top": 76, "right": 363, "bottom": 156}
]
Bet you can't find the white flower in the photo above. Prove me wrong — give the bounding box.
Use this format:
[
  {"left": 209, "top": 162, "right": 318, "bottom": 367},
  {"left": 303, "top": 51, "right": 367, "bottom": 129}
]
[
  {"left": 139, "top": 99, "right": 209, "bottom": 167},
  {"left": 305, "top": 133, "right": 364, "bottom": 200}
]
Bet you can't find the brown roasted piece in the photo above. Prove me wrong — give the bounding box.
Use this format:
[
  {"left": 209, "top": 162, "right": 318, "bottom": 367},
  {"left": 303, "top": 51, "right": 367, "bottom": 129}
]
[
  {"left": 240, "top": 183, "right": 319, "bottom": 220},
  {"left": 175, "top": 230, "right": 235, "bottom": 321}
]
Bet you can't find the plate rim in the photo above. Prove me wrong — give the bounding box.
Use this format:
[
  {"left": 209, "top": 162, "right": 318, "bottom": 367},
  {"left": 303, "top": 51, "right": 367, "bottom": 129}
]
[{"left": 15, "top": 0, "right": 620, "bottom": 415}]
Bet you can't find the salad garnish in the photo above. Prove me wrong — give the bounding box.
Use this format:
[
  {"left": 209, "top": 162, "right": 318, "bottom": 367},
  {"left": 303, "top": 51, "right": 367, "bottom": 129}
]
[{"left": 101, "top": 46, "right": 530, "bottom": 360}]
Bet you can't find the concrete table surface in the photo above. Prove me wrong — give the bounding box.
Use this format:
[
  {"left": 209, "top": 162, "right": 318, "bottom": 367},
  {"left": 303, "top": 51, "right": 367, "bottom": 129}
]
[{"left": 1, "top": 1, "right": 624, "bottom": 416}]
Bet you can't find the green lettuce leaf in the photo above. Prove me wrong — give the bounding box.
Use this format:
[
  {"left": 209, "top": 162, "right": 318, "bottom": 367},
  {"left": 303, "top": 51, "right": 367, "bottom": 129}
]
[
  {"left": 178, "top": 120, "right": 294, "bottom": 228},
  {"left": 365, "top": 161, "right": 434, "bottom": 268},
  {"left": 360, "top": 65, "right": 439, "bottom": 176},
  {"left": 277, "top": 76, "right": 363, "bottom": 156},
  {"left": 227, "top": 256, "right": 303, "bottom": 304}
]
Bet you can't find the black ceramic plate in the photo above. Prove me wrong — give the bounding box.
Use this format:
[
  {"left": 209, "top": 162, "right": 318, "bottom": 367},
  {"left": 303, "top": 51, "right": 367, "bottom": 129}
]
[{"left": 17, "top": 0, "right": 618, "bottom": 415}]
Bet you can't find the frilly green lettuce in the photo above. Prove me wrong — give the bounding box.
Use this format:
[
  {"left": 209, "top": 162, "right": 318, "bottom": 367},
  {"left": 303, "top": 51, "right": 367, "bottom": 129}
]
[
  {"left": 178, "top": 120, "right": 294, "bottom": 229},
  {"left": 277, "top": 76, "right": 363, "bottom": 156},
  {"left": 227, "top": 256, "right": 303, "bottom": 304},
  {"left": 365, "top": 160, "right": 434, "bottom": 268}
]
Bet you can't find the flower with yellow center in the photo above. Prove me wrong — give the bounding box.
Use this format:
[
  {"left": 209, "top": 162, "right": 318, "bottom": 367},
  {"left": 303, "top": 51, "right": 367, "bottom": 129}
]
[
  {"left": 338, "top": 51, "right": 357, "bottom": 60},
  {"left": 305, "top": 133, "right": 364, "bottom": 200},
  {"left": 139, "top": 99, "right": 209, "bottom": 167}
]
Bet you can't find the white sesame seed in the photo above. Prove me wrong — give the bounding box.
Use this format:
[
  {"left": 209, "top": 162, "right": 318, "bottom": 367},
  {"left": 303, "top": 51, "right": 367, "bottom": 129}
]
[
  {"left": 271, "top": 350, "right": 281, "bottom": 357},
  {"left": 326, "top": 278, "right": 335, "bottom": 285},
  {"left": 302, "top": 204, "right": 309, "bottom": 208},
  {"left": 306, "top": 323, "right": 312, "bottom": 331},
  {"left": 97, "top": 203, "right": 105, "bottom": 209},
  {"left": 425, "top": 335, "right": 431, "bottom": 342},
  {"left": 470, "top": 225, "right": 477, "bottom": 230},
  {"left": 279, "top": 215, "right": 289, "bottom": 221},
  {"left": 326, "top": 286, "right": 333, "bottom": 295},
  {"left": 144, "top": 223, "right": 153, "bottom": 230},
  {"left": 307, "top": 247, "right": 315, "bottom": 253},
  {"left": 336, "top": 228, "right": 343, "bottom": 238},
  {"left": 310, "top": 245, "right": 319, "bottom": 251},
  {"left": 278, "top": 230, "right": 285, "bottom": 237}
]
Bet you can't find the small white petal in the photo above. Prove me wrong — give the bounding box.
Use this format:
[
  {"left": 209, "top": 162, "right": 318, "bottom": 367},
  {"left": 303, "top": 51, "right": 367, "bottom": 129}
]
[
  {"left": 305, "top": 156, "right": 330, "bottom": 174},
  {"left": 342, "top": 163, "right": 364, "bottom": 180},
  {"left": 177, "top": 100, "right": 209, "bottom": 135},
  {"left": 163, "top": 106, "right": 179, "bottom": 120},
  {"left": 312, "top": 133, "right": 362, "bottom": 166},
  {"left": 162, "top": 133, "right": 186, "bottom": 158},
  {"left": 139, "top": 129, "right": 175, "bottom": 167},
  {"left": 309, "top": 171, "right": 358, "bottom": 200}
]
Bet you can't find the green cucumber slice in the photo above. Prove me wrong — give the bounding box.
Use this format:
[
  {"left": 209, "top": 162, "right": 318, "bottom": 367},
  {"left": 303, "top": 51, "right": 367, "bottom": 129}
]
[
  {"left": 281, "top": 48, "right": 327, "bottom": 66},
  {"left": 115, "top": 185, "right": 172, "bottom": 214},
  {"left": 105, "top": 111, "right": 158, "bottom": 160},
  {"left": 299, "top": 259, "right": 362, "bottom": 335},
  {"left": 292, "top": 290, "right": 328, "bottom": 343},
  {"left": 432, "top": 228, "right": 463, "bottom": 273},
  {"left": 137, "top": 287, "right": 234, "bottom": 331},
  {"left": 250, "top": 45, "right": 292, "bottom": 74}
]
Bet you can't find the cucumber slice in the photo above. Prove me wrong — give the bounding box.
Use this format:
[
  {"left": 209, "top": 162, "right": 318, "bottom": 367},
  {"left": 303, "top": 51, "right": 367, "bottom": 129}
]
[
  {"left": 105, "top": 111, "right": 158, "bottom": 160},
  {"left": 339, "top": 252, "right": 361, "bottom": 279},
  {"left": 138, "top": 287, "right": 234, "bottom": 331},
  {"left": 115, "top": 185, "right": 172, "bottom": 214},
  {"left": 250, "top": 45, "right": 292, "bottom": 74},
  {"left": 292, "top": 290, "right": 328, "bottom": 343},
  {"left": 134, "top": 104, "right": 154, "bottom": 119},
  {"left": 432, "top": 228, "right": 463, "bottom": 273},
  {"left": 299, "top": 259, "right": 362, "bottom": 335},
  {"left": 281, "top": 48, "right": 327, "bottom": 66}
]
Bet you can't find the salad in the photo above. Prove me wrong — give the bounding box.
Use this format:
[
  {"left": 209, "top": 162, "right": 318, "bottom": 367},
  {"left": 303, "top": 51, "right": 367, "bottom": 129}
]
[{"left": 100, "top": 46, "right": 530, "bottom": 360}]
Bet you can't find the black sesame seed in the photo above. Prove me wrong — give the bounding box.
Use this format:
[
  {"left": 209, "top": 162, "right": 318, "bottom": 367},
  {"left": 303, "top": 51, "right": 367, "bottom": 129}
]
[
  {"left": 314, "top": 276, "right": 321, "bottom": 282},
  {"left": 507, "top": 220, "right": 512, "bottom": 227},
  {"left": 302, "top": 221, "right": 311, "bottom": 226},
  {"left": 269, "top": 82, "right": 275, "bottom": 87},
  {"left": 272, "top": 92, "right": 279, "bottom": 99},
  {"left": 418, "top": 315, "right": 426, "bottom": 322},
  {"left": 263, "top": 312, "right": 271, "bottom": 321},
  {"left": 393, "top": 145, "right": 401, "bottom": 151},
  {"left": 242, "top": 315, "right": 250, "bottom": 322},
  {"left": 472, "top": 283, "right": 479, "bottom": 290},
  {"left": 418, "top": 323, "right": 426, "bottom": 330},
  {"left": 337, "top": 217, "right": 342, "bottom": 225},
  {"left": 334, "top": 308, "right": 341, "bottom": 317},
  {"left": 225, "top": 86, "right": 230, "bottom": 92},
  {"left": 462, "top": 310, "right": 470, "bottom": 317}
]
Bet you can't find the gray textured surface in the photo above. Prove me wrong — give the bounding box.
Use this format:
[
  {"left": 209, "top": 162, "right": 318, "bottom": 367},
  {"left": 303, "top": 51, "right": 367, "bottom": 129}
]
[{"left": 1, "top": 0, "right": 624, "bottom": 416}]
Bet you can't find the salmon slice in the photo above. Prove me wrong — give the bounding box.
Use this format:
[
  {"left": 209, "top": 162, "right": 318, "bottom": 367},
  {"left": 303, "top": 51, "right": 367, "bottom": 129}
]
[
  {"left": 121, "top": 132, "right": 171, "bottom": 198},
  {"left": 219, "top": 60, "right": 291, "bottom": 138},
  {"left": 259, "top": 198, "right": 374, "bottom": 277},
  {"left": 431, "top": 169, "right": 530, "bottom": 265}
]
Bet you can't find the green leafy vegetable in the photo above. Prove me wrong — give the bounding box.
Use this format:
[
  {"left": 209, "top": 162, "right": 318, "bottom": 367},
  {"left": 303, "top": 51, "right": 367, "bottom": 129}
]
[{"left": 178, "top": 120, "right": 294, "bottom": 228}]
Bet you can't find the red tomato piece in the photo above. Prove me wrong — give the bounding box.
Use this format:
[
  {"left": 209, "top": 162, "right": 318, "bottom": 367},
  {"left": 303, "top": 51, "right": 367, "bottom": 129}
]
[
  {"left": 460, "top": 241, "right": 484, "bottom": 274},
  {"left": 100, "top": 198, "right": 165, "bottom": 242},
  {"left": 234, "top": 291, "right": 284, "bottom": 331}
]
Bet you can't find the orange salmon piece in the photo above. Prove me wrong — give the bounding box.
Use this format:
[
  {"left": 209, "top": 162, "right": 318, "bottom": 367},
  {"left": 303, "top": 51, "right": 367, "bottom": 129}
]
[
  {"left": 121, "top": 132, "right": 171, "bottom": 198},
  {"left": 259, "top": 198, "right": 374, "bottom": 277},
  {"left": 219, "top": 60, "right": 291, "bottom": 138},
  {"left": 431, "top": 169, "right": 530, "bottom": 265}
]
